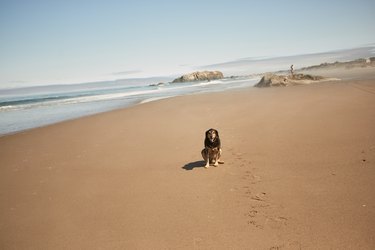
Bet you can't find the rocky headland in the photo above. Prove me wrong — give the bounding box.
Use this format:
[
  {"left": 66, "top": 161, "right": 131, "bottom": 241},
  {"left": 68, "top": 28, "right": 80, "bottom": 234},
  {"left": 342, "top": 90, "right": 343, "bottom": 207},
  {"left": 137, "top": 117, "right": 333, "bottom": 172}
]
[{"left": 300, "top": 57, "right": 375, "bottom": 71}]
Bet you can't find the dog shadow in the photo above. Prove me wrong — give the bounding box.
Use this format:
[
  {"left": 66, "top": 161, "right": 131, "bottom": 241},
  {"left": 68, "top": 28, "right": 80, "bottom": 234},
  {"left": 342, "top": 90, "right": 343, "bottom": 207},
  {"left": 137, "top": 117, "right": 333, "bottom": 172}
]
[{"left": 182, "top": 160, "right": 206, "bottom": 171}]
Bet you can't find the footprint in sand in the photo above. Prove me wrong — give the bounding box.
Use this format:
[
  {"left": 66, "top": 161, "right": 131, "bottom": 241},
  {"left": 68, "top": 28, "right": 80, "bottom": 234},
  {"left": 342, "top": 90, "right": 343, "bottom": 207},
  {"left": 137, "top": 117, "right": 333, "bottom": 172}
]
[
  {"left": 240, "top": 166, "right": 261, "bottom": 183},
  {"left": 247, "top": 220, "right": 263, "bottom": 229},
  {"left": 265, "top": 216, "right": 288, "bottom": 229},
  {"left": 244, "top": 191, "right": 289, "bottom": 230},
  {"left": 251, "top": 192, "right": 267, "bottom": 201},
  {"left": 269, "top": 244, "right": 284, "bottom": 250},
  {"left": 245, "top": 210, "right": 258, "bottom": 218}
]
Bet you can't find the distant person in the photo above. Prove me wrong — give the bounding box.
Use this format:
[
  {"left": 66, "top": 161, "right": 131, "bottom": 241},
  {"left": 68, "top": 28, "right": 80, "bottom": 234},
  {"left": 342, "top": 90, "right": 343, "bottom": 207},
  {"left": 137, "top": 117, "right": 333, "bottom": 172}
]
[{"left": 290, "top": 64, "right": 294, "bottom": 77}]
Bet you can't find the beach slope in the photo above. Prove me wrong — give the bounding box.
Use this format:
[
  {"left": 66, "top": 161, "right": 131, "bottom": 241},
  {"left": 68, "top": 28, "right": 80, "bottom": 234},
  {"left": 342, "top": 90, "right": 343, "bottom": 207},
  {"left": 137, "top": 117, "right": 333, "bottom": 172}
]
[{"left": 1, "top": 76, "right": 375, "bottom": 249}]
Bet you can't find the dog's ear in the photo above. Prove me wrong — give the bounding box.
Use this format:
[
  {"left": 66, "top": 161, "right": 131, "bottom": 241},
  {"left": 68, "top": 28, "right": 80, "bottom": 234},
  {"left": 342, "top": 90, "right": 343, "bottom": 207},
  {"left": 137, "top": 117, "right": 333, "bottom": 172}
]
[
  {"left": 205, "top": 129, "right": 210, "bottom": 138},
  {"left": 214, "top": 129, "right": 219, "bottom": 137}
]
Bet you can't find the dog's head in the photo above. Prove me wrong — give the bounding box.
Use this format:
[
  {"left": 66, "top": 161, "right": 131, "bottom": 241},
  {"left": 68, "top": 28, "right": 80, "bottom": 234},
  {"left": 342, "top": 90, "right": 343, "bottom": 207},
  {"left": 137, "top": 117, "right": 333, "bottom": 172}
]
[{"left": 205, "top": 128, "right": 219, "bottom": 143}]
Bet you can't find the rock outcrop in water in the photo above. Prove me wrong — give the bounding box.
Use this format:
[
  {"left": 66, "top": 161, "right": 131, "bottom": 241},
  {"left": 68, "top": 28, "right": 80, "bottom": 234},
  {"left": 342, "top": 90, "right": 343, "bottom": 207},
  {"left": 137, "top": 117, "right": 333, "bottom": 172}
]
[
  {"left": 255, "top": 73, "right": 328, "bottom": 88},
  {"left": 149, "top": 82, "right": 165, "bottom": 87},
  {"left": 172, "top": 71, "right": 224, "bottom": 83}
]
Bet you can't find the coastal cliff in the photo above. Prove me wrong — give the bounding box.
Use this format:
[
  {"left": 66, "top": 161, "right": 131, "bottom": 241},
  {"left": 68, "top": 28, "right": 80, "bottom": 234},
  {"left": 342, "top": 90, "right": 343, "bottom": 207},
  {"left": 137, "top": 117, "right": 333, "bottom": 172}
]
[{"left": 172, "top": 71, "right": 224, "bottom": 83}]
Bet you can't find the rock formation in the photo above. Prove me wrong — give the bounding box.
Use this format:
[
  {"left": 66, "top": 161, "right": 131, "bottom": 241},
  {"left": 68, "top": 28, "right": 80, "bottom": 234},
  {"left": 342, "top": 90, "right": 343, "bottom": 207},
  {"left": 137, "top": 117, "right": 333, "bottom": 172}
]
[
  {"left": 255, "top": 73, "right": 328, "bottom": 88},
  {"left": 255, "top": 74, "right": 288, "bottom": 87},
  {"left": 172, "top": 71, "right": 224, "bottom": 83},
  {"left": 149, "top": 82, "right": 165, "bottom": 87}
]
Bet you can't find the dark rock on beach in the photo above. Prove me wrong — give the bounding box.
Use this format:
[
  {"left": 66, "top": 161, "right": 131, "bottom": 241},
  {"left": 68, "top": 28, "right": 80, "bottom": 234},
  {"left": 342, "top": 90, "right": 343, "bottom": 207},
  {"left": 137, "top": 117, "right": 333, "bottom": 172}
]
[
  {"left": 255, "top": 74, "right": 288, "bottom": 87},
  {"left": 255, "top": 73, "right": 328, "bottom": 88},
  {"left": 149, "top": 82, "right": 165, "bottom": 87}
]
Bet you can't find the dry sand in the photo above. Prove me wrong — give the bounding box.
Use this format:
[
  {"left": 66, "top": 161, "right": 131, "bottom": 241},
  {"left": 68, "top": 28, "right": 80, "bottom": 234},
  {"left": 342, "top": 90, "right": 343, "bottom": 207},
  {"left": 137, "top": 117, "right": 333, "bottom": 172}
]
[{"left": 1, "top": 68, "right": 375, "bottom": 249}]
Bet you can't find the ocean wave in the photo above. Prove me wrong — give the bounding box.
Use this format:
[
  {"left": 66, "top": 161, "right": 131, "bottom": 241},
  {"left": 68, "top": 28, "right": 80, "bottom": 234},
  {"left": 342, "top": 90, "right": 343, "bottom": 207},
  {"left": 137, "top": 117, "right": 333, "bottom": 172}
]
[
  {"left": 0, "top": 88, "right": 161, "bottom": 112},
  {"left": 140, "top": 96, "right": 173, "bottom": 104},
  {"left": 0, "top": 77, "right": 261, "bottom": 113},
  {"left": 0, "top": 76, "right": 262, "bottom": 135}
]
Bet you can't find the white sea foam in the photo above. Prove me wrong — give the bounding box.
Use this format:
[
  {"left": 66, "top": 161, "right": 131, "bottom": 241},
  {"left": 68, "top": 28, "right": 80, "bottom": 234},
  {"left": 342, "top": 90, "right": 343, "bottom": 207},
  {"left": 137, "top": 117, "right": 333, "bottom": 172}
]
[
  {"left": 0, "top": 88, "right": 162, "bottom": 112},
  {"left": 140, "top": 96, "right": 173, "bottom": 104}
]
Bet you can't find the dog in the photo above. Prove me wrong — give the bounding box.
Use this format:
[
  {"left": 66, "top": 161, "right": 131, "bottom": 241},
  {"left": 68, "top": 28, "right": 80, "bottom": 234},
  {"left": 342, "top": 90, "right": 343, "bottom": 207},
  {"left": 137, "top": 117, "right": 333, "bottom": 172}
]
[{"left": 201, "top": 128, "right": 224, "bottom": 168}]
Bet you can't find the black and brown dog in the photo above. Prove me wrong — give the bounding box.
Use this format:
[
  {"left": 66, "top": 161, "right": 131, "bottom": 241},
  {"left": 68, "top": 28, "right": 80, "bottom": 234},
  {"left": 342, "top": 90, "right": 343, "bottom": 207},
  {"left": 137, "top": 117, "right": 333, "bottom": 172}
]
[{"left": 201, "top": 128, "right": 224, "bottom": 168}]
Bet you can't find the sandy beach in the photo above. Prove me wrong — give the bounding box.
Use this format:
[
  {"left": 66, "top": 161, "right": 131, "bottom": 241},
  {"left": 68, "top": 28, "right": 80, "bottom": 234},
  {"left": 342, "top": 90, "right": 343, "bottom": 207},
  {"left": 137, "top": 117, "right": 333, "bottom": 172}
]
[{"left": 1, "top": 68, "right": 375, "bottom": 249}]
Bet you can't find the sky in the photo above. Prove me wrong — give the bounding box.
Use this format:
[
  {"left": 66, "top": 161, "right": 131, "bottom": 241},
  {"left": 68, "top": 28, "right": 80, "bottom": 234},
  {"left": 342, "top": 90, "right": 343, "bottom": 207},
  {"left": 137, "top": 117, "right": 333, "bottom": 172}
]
[{"left": 0, "top": 0, "right": 374, "bottom": 87}]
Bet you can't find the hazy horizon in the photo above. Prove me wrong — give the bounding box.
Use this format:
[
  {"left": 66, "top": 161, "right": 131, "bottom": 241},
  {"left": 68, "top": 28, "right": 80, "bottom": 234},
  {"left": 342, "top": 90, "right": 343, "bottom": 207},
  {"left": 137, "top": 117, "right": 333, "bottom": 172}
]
[{"left": 1, "top": 44, "right": 373, "bottom": 90}]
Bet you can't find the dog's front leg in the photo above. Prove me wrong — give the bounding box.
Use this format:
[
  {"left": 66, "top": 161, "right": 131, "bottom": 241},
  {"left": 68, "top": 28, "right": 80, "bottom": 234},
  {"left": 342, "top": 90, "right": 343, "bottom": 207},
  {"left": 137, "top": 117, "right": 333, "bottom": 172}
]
[
  {"left": 214, "top": 159, "right": 219, "bottom": 167},
  {"left": 202, "top": 148, "right": 210, "bottom": 168},
  {"left": 204, "top": 157, "right": 210, "bottom": 169},
  {"left": 213, "top": 149, "right": 219, "bottom": 167}
]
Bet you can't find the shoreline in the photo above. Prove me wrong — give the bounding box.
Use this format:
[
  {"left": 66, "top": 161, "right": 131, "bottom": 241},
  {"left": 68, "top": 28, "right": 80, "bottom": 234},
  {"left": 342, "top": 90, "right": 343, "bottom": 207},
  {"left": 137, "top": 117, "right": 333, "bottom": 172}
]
[
  {"left": 0, "top": 76, "right": 260, "bottom": 136},
  {"left": 0, "top": 83, "right": 256, "bottom": 138},
  {"left": 1, "top": 64, "right": 374, "bottom": 137}
]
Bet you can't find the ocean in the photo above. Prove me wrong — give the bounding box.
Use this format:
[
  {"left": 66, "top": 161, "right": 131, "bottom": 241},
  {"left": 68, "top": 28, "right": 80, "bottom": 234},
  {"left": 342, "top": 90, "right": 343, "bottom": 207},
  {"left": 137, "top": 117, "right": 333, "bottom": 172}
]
[{"left": 0, "top": 76, "right": 259, "bottom": 135}]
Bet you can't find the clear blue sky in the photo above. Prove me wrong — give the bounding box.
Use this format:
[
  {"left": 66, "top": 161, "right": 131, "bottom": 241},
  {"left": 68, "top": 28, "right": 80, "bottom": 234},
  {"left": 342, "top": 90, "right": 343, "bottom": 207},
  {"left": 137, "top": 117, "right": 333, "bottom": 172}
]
[{"left": 1, "top": 0, "right": 374, "bottom": 87}]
